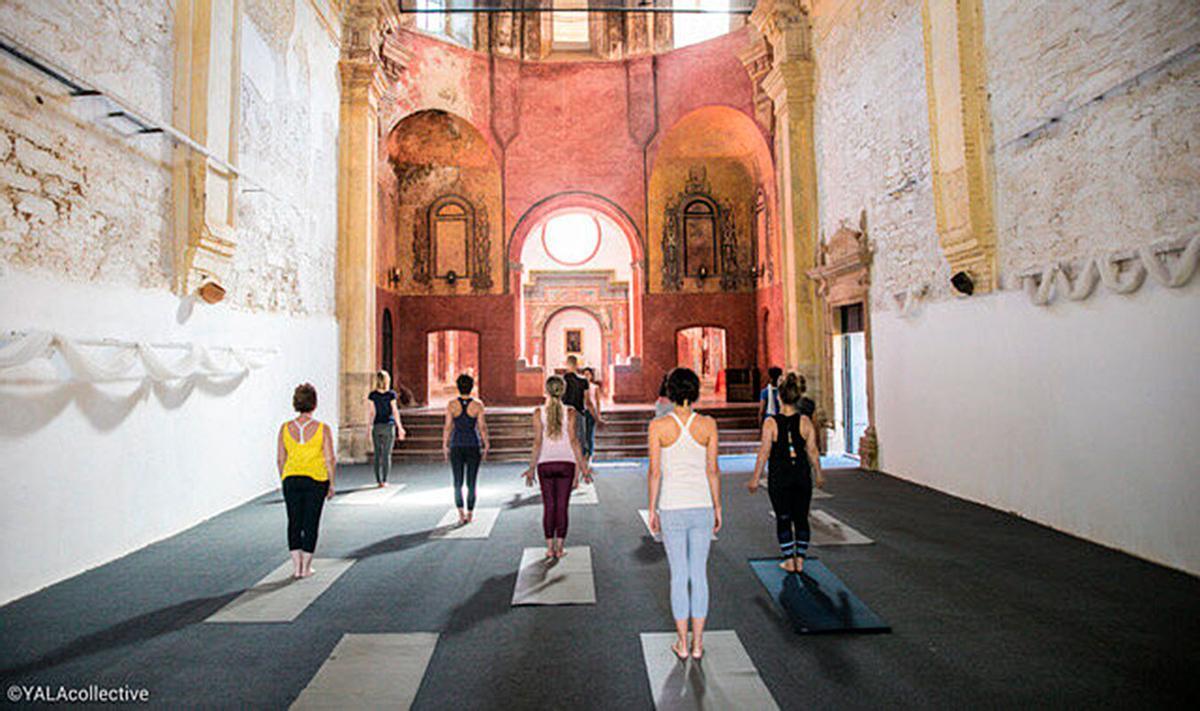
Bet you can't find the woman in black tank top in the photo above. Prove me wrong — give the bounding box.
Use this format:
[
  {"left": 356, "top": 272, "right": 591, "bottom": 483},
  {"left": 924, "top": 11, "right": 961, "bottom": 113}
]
[
  {"left": 746, "top": 373, "right": 825, "bottom": 573},
  {"left": 442, "top": 374, "right": 489, "bottom": 524}
]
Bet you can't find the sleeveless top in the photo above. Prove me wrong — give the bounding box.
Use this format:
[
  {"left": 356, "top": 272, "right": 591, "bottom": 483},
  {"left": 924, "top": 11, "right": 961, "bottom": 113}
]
[
  {"left": 768, "top": 413, "right": 811, "bottom": 486},
  {"left": 658, "top": 411, "right": 712, "bottom": 511},
  {"left": 538, "top": 405, "right": 575, "bottom": 464},
  {"left": 450, "top": 397, "right": 480, "bottom": 448},
  {"left": 281, "top": 419, "right": 329, "bottom": 481}
]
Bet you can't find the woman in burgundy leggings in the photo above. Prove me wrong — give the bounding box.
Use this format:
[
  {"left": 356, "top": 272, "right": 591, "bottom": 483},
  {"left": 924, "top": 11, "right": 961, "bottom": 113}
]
[{"left": 523, "top": 376, "right": 591, "bottom": 559}]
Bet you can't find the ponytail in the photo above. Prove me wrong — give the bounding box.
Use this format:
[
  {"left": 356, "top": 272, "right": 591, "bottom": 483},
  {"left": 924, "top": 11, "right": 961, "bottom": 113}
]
[
  {"left": 545, "top": 376, "right": 566, "bottom": 438},
  {"left": 779, "top": 372, "right": 806, "bottom": 405}
]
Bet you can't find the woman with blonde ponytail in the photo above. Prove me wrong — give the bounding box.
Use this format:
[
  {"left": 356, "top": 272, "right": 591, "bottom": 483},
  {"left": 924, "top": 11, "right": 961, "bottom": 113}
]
[{"left": 524, "top": 375, "right": 591, "bottom": 559}]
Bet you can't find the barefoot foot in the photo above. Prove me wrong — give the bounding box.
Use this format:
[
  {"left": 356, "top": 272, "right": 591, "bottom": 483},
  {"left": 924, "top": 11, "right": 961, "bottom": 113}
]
[{"left": 671, "top": 639, "right": 689, "bottom": 661}]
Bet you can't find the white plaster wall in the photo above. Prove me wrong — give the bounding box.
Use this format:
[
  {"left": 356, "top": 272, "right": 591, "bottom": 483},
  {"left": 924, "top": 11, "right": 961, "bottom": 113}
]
[
  {"left": 873, "top": 283, "right": 1200, "bottom": 575},
  {"left": 0, "top": 269, "right": 339, "bottom": 605},
  {"left": 544, "top": 309, "right": 603, "bottom": 373},
  {"left": 0, "top": 1, "right": 342, "bottom": 604}
]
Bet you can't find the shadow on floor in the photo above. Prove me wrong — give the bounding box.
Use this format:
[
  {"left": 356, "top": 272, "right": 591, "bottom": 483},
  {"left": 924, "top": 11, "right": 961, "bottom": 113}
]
[
  {"left": 443, "top": 572, "right": 519, "bottom": 637},
  {"left": 0, "top": 590, "right": 243, "bottom": 678},
  {"left": 347, "top": 527, "right": 453, "bottom": 560}
]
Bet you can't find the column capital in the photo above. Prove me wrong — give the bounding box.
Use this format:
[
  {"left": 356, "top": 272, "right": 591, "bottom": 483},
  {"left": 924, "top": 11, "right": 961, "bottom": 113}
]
[
  {"left": 339, "top": 59, "right": 385, "bottom": 108},
  {"left": 750, "top": 0, "right": 813, "bottom": 63},
  {"left": 761, "top": 59, "right": 814, "bottom": 112}
]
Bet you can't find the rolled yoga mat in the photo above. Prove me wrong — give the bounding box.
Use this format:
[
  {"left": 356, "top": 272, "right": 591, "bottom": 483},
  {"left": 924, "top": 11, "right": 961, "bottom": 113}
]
[{"left": 749, "top": 558, "right": 890, "bottom": 634}]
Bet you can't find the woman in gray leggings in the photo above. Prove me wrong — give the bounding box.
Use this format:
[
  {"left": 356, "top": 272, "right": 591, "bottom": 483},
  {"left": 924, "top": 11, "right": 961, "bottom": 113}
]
[{"left": 367, "top": 370, "right": 406, "bottom": 486}]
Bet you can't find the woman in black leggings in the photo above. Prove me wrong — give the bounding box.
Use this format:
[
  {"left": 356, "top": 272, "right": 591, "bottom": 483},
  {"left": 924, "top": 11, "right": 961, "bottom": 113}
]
[
  {"left": 746, "top": 372, "right": 825, "bottom": 573},
  {"left": 442, "top": 374, "right": 489, "bottom": 524}
]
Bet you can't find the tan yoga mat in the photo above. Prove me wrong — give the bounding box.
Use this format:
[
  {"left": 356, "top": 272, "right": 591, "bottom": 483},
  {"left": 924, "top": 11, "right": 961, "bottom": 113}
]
[
  {"left": 429, "top": 507, "right": 500, "bottom": 539},
  {"left": 290, "top": 633, "right": 438, "bottom": 710},
  {"left": 767, "top": 509, "right": 874, "bottom": 545},
  {"left": 639, "top": 630, "right": 779, "bottom": 711},
  {"left": 331, "top": 483, "right": 407, "bottom": 505},
  {"left": 511, "top": 546, "right": 596, "bottom": 605},
  {"left": 207, "top": 558, "right": 354, "bottom": 623}
]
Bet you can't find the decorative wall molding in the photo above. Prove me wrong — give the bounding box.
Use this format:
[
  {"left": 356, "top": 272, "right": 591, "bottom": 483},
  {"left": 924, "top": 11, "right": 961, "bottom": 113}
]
[
  {"left": 1017, "top": 235, "right": 1200, "bottom": 306},
  {"left": 0, "top": 331, "right": 276, "bottom": 383}
]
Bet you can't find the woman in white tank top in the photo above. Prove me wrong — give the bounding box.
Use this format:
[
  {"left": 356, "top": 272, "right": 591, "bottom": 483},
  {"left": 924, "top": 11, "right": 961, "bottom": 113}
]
[
  {"left": 524, "top": 376, "right": 591, "bottom": 560},
  {"left": 647, "top": 367, "right": 722, "bottom": 661}
]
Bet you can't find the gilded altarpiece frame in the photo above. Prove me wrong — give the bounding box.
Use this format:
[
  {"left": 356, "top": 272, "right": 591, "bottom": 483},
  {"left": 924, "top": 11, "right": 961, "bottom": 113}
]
[{"left": 661, "top": 168, "right": 742, "bottom": 292}]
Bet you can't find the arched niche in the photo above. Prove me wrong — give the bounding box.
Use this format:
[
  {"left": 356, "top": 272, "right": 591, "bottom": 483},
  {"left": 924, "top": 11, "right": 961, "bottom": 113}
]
[
  {"left": 379, "top": 109, "right": 503, "bottom": 294},
  {"left": 648, "top": 105, "right": 778, "bottom": 294}
]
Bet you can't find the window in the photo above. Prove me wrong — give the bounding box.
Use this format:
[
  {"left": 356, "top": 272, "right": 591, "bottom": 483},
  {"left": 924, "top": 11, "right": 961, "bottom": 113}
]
[
  {"left": 542, "top": 212, "right": 601, "bottom": 266},
  {"left": 683, "top": 198, "right": 718, "bottom": 277},
  {"left": 673, "top": 0, "right": 731, "bottom": 48},
  {"left": 430, "top": 197, "right": 473, "bottom": 280},
  {"left": 553, "top": 0, "right": 590, "bottom": 50},
  {"left": 415, "top": 0, "right": 473, "bottom": 47}
]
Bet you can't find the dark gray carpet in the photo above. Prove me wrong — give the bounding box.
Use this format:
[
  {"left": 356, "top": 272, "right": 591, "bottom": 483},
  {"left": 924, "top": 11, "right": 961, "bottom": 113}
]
[{"left": 1, "top": 459, "right": 1197, "bottom": 709}]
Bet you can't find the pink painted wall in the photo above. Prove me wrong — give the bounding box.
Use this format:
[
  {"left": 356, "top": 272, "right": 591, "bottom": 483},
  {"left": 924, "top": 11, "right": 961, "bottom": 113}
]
[{"left": 379, "top": 28, "right": 781, "bottom": 404}]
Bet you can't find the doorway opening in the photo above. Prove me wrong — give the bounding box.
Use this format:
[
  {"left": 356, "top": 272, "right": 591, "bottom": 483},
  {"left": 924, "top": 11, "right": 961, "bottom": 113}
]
[
  {"left": 381, "top": 308, "right": 394, "bottom": 380},
  {"left": 831, "top": 303, "right": 868, "bottom": 455},
  {"left": 427, "top": 330, "right": 479, "bottom": 406},
  {"left": 676, "top": 326, "right": 727, "bottom": 402}
]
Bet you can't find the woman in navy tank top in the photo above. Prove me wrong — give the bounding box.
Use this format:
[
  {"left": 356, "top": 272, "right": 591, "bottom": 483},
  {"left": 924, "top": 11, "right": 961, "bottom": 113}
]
[{"left": 442, "top": 373, "right": 489, "bottom": 524}]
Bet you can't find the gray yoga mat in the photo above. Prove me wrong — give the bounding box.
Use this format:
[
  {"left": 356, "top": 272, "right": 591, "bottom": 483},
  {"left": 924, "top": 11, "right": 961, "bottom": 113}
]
[
  {"left": 639, "top": 630, "right": 779, "bottom": 710},
  {"left": 331, "top": 483, "right": 407, "bottom": 505},
  {"left": 511, "top": 546, "right": 596, "bottom": 605},
  {"left": 429, "top": 507, "right": 500, "bottom": 539},
  {"left": 638, "top": 510, "right": 717, "bottom": 542},
  {"left": 206, "top": 558, "right": 354, "bottom": 623},
  {"left": 290, "top": 633, "right": 439, "bottom": 710},
  {"left": 571, "top": 481, "right": 599, "bottom": 505},
  {"left": 767, "top": 509, "right": 874, "bottom": 545}
]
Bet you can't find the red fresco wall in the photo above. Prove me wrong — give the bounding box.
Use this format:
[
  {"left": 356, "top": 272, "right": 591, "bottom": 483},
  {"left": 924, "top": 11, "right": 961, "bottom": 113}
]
[{"left": 378, "top": 28, "right": 782, "bottom": 404}]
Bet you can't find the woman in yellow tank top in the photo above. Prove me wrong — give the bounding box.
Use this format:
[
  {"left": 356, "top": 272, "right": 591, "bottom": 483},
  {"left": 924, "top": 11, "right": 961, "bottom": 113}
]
[{"left": 276, "top": 383, "right": 337, "bottom": 579}]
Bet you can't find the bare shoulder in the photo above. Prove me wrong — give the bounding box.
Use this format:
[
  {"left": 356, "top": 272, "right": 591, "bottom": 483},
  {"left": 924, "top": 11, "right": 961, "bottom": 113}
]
[
  {"left": 471, "top": 399, "right": 485, "bottom": 415},
  {"left": 697, "top": 414, "right": 719, "bottom": 440},
  {"left": 446, "top": 400, "right": 459, "bottom": 416}
]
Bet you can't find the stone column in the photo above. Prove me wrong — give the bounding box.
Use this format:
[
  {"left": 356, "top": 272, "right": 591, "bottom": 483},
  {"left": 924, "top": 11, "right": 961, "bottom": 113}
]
[
  {"left": 751, "top": 0, "right": 828, "bottom": 422},
  {"left": 336, "top": 1, "right": 392, "bottom": 461}
]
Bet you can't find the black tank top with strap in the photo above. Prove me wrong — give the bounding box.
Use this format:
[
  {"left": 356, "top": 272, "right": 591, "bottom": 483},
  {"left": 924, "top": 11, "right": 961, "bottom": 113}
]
[
  {"left": 768, "top": 413, "right": 811, "bottom": 486},
  {"left": 450, "top": 397, "right": 480, "bottom": 448}
]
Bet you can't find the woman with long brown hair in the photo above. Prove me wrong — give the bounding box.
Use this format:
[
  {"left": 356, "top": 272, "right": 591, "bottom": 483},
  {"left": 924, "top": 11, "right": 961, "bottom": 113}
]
[
  {"left": 523, "top": 375, "right": 591, "bottom": 559},
  {"left": 747, "top": 372, "right": 825, "bottom": 573}
]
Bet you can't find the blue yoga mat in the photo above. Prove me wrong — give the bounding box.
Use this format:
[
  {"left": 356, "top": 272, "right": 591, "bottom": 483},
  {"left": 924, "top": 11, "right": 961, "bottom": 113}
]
[{"left": 749, "top": 558, "right": 890, "bottom": 634}]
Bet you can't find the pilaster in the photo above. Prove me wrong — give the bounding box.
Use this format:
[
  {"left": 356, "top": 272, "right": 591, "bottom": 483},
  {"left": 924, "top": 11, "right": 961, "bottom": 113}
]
[{"left": 921, "top": 0, "right": 998, "bottom": 292}]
